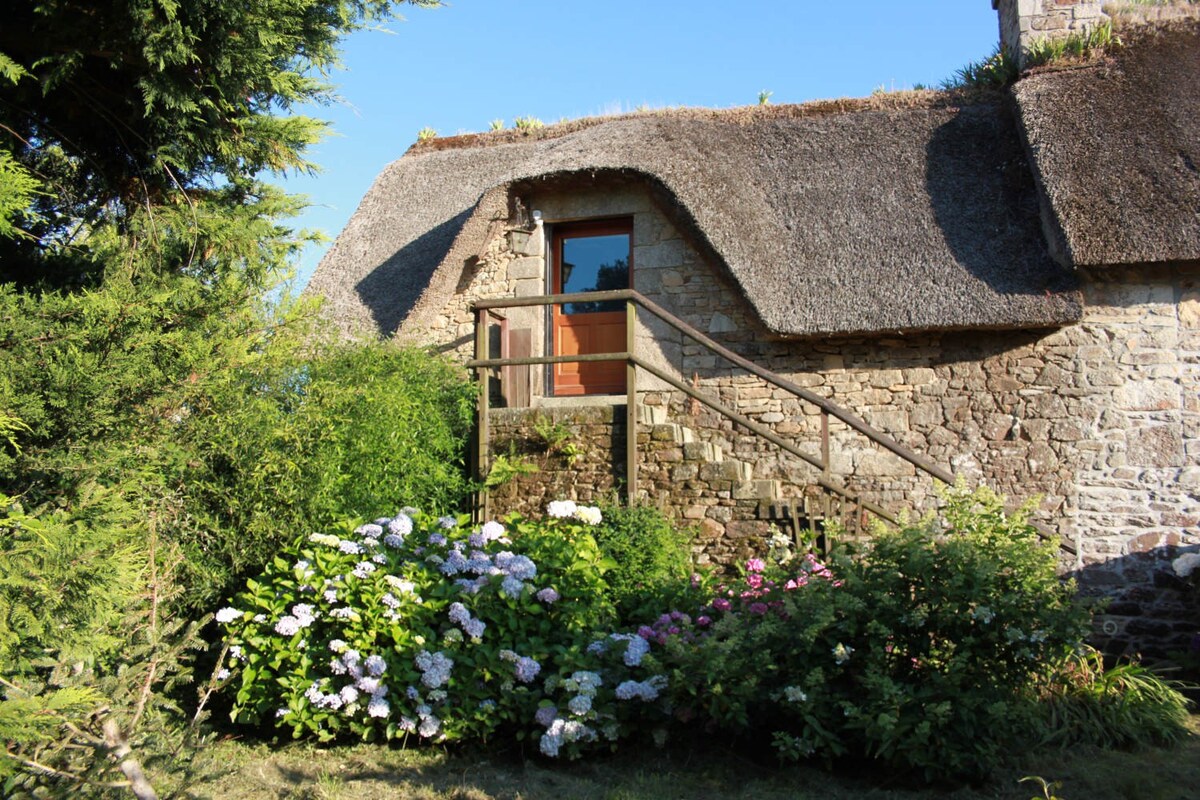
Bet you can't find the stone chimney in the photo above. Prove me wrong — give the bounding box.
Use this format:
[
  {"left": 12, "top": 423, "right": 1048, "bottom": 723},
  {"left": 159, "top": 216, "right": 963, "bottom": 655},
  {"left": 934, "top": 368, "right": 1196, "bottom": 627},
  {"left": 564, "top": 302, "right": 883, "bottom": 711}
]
[{"left": 992, "top": 0, "right": 1109, "bottom": 69}]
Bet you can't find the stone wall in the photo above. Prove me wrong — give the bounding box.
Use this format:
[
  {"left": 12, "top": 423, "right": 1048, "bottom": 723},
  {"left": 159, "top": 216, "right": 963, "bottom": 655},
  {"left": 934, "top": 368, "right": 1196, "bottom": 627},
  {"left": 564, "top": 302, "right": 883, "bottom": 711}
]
[
  {"left": 994, "top": 0, "right": 1109, "bottom": 67},
  {"left": 488, "top": 406, "right": 789, "bottom": 568},
  {"left": 488, "top": 406, "right": 625, "bottom": 515},
  {"left": 425, "top": 181, "right": 1198, "bottom": 658}
]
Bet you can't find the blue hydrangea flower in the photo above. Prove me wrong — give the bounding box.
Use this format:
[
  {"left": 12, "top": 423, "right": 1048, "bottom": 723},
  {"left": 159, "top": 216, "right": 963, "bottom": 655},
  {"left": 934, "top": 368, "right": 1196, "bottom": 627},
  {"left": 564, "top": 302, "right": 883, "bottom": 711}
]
[{"left": 388, "top": 514, "right": 414, "bottom": 536}]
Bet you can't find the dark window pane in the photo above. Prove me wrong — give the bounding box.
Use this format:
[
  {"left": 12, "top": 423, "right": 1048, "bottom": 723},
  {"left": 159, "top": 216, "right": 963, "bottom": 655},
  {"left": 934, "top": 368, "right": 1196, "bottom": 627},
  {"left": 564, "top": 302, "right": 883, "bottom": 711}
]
[{"left": 560, "top": 233, "right": 629, "bottom": 314}]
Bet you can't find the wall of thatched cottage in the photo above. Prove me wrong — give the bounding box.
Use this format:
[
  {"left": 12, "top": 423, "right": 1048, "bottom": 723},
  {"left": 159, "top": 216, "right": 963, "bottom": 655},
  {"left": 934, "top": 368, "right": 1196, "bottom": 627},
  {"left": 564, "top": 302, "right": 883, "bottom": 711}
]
[{"left": 415, "top": 181, "right": 1199, "bottom": 659}]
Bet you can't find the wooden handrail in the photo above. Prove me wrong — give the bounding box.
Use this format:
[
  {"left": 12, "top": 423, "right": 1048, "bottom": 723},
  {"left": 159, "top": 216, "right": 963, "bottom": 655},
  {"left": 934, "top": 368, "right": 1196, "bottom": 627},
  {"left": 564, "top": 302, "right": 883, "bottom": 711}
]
[
  {"left": 474, "top": 289, "right": 954, "bottom": 485},
  {"left": 631, "top": 356, "right": 898, "bottom": 523},
  {"left": 468, "top": 289, "right": 1076, "bottom": 555}
]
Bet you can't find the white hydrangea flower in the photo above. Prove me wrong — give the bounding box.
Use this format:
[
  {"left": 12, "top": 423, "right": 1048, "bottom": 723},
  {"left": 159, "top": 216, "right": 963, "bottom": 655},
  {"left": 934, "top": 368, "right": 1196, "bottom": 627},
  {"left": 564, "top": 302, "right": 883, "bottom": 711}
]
[
  {"left": 385, "top": 575, "right": 417, "bottom": 594},
  {"left": 480, "top": 520, "right": 506, "bottom": 541},
  {"left": 214, "top": 607, "right": 241, "bottom": 624},
  {"left": 388, "top": 514, "right": 414, "bottom": 536},
  {"left": 783, "top": 686, "right": 807, "bottom": 704},
  {"left": 355, "top": 523, "right": 383, "bottom": 538},
  {"left": 546, "top": 499, "right": 578, "bottom": 518},
  {"left": 574, "top": 505, "right": 603, "bottom": 525}
]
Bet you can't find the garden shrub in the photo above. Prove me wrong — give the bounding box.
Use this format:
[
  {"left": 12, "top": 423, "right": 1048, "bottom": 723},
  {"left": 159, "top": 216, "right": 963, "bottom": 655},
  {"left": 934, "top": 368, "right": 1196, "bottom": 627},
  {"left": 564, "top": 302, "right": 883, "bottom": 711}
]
[
  {"left": 181, "top": 342, "right": 476, "bottom": 610},
  {"left": 1031, "top": 646, "right": 1192, "bottom": 749},
  {"left": 215, "top": 489, "right": 1190, "bottom": 782},
  {"left": 217, "top": 501, "right": 623, "bottom": 745},
  {"left": 645, "top": 488, "right": 1095, "bottom": 780},
  {"left": 824, "top": 488, "right": 1092, "bottom": 779},
  {"left": 590, "top": 503, "right": 696, "bottom": 622}
]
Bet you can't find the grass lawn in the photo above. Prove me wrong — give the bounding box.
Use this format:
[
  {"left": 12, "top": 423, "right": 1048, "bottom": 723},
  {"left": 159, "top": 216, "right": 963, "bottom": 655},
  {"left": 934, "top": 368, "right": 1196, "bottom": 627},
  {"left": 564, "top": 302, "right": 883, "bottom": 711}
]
[{"left": 173, "top": 714, "right": 1199, "bottom": 800}]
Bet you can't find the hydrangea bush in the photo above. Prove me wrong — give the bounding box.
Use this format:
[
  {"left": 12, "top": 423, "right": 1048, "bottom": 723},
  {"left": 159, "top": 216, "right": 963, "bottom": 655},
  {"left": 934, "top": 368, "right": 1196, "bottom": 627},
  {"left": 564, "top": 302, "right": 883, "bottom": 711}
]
[
  {"left": 645, "top": 488, "right": 1093, "bottom": 780},
  {"left": 216, "top": 502, "right": 620, "bottom": 744},
  {"left": 215, "top": 489, "right": 1184, "bottom": 782}
]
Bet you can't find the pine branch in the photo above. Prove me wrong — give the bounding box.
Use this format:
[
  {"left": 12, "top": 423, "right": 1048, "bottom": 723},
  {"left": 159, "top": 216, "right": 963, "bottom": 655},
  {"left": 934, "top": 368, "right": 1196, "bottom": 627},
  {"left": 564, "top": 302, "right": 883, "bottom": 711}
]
[
  {"left": 191, "top": 640, "right": 228, "bottom": 730},
  {"left": 102, "top": 719, "right": 159, "bottom": 800},
  {"left": 3, "top": 746, "right": 131, "bottom": 790},
  {"left": 128, "top": 515, "right": 160, "bottom": 732}
]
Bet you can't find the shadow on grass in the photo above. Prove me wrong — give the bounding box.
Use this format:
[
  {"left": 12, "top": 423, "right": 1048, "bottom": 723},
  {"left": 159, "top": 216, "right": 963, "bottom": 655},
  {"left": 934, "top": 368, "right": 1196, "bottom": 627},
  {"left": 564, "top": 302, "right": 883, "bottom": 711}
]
[{"left": 181, "top": 715, "right": 1199, "bottom": 800}]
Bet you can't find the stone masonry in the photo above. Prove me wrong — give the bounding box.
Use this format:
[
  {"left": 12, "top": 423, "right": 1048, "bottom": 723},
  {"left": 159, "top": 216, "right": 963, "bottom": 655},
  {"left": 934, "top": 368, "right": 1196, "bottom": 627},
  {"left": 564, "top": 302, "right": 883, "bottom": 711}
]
[
  {"left": 994, "top": 0, "right": 1109, "bottom": 68},
  {"left": 423, "top": 182, "right": 1199, "bottom": 659}
]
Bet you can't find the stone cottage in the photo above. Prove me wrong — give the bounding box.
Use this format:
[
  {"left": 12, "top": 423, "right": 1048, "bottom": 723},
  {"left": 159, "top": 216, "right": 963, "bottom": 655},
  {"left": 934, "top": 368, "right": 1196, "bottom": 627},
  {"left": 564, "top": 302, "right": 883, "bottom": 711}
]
[{"left": 308, "top": 1, "right": 1199, "bottom": 657}]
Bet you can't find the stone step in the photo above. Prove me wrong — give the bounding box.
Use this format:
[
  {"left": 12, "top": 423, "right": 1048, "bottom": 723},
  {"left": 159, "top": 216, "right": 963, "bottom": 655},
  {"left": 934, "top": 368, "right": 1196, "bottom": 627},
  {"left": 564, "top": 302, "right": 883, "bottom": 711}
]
[
  {"left": 637, "top": 404, "right": 668, "bottom": 426},
  {"left": 682, "top": 440, "right": 723, "bottom": 462},
  {"left": 699, "top": 459, "right": 753, "bottom": 483},
  {"left": 733, "top": 479, "right": 781, "bottom": 501},
  {"left": 649, "top": 422, "right": 695, "bottom": 444}
]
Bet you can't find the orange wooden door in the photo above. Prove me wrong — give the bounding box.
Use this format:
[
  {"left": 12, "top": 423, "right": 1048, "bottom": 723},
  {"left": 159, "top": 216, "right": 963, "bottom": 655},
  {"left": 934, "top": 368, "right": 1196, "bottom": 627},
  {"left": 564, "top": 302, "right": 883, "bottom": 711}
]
[{"left": 551, "top": 220, "right": 631, "bottom": 396}]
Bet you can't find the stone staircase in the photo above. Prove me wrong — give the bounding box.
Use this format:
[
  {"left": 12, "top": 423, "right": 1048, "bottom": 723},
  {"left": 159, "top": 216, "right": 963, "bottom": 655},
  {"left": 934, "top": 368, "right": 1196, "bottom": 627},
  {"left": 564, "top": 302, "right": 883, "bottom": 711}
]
[{"left": 637, "top": 405, "right": 799, "bottom": 565}]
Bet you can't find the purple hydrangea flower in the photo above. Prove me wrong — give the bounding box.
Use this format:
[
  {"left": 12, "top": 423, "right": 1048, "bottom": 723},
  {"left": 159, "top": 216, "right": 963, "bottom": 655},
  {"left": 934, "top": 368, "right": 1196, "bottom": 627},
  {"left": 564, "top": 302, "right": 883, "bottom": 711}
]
[
  {"left": 535, "top": 705, "right": 559, "bottom": 727},
  {"left": 367, "top": 696, "right": 390, "bottom": 718}
]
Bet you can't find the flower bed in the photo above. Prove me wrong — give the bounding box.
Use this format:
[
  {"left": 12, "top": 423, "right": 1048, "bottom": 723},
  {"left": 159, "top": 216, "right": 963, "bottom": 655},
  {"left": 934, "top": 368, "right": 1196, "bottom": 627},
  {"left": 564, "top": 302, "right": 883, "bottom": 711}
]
[{"left": 215, "top": 489, "right": 1189, "bottom": 781}]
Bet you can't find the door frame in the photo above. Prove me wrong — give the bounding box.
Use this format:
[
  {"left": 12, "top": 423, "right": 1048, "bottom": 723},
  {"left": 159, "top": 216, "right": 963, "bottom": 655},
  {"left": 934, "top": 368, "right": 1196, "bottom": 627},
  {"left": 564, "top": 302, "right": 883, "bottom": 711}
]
[{"left": 548, "top": 217, "right": 633, "bottom": 397}]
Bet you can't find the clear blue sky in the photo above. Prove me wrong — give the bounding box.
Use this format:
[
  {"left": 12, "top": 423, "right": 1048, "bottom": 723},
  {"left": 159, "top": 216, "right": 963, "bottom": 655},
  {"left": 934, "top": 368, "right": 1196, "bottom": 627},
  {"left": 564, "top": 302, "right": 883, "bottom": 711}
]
[{"left": 282, "top": 0, "right": 1002, "bottom": 287}]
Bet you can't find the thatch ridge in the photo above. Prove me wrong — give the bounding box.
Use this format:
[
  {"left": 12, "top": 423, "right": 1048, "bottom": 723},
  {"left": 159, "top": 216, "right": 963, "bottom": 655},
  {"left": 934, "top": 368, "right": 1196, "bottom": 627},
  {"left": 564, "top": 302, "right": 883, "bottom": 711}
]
[{"left": 408, "top": 89, "right": 981, "bottom": 157}]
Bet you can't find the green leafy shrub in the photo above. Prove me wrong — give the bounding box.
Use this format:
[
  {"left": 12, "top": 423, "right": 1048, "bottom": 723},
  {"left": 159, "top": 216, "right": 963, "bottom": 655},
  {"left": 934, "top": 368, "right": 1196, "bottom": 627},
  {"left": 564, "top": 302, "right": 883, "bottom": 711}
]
[
  {"left": 181, "top": 342, "right": 475, "bottom": 609},
  {"left": 217, "top": 502, "right": 620, "bottom": 745},
  {"left": 647, "top": 488, "right": 1093, "bottom": 780},
  {"left": 1032, "top": 646, "right": 1191, "bottom": 748},
  {"left": 824, "top": 489, "right": 1090, "bottom": 779},
  {"left": 590, "top": 504, "right": 696, "bottom": 622}
]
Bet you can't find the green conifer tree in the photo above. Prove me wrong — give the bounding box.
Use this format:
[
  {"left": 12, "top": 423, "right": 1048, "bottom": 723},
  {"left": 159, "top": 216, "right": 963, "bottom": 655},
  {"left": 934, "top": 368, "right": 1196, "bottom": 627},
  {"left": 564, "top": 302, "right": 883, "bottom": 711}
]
[{"left": 0, "top": 2, "right": 440, "bottom": 792}]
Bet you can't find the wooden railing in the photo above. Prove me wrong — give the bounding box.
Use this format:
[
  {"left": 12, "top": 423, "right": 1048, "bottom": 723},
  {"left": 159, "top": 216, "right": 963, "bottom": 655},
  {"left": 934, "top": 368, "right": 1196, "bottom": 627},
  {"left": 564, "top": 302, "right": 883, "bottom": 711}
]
[{"left": 468, "top": 289, "right": 1075, "bottom": 554}]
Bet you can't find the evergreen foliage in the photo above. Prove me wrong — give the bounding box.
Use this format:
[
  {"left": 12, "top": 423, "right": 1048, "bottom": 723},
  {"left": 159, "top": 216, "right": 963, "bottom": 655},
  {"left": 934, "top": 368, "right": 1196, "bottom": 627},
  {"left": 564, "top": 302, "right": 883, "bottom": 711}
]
[
  {"left": 590, "top": 504, "right": 696, "bottom": 621},
  {"left": 0, "top": 1, "right": 441, "bottom": 793},
  {"left": 180, "top": 341, "right": 476, "bottom": 609}
]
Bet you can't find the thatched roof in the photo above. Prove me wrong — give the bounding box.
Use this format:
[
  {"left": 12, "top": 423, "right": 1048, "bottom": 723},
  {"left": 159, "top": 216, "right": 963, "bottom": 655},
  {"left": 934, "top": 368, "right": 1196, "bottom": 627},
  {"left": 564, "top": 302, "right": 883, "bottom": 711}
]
[
  {"left": 310, "top": 91, "right": 1085, "bottom": 340},
  {"left": 1013, "top": 19, "right": 1200, "bottom": 267}
]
